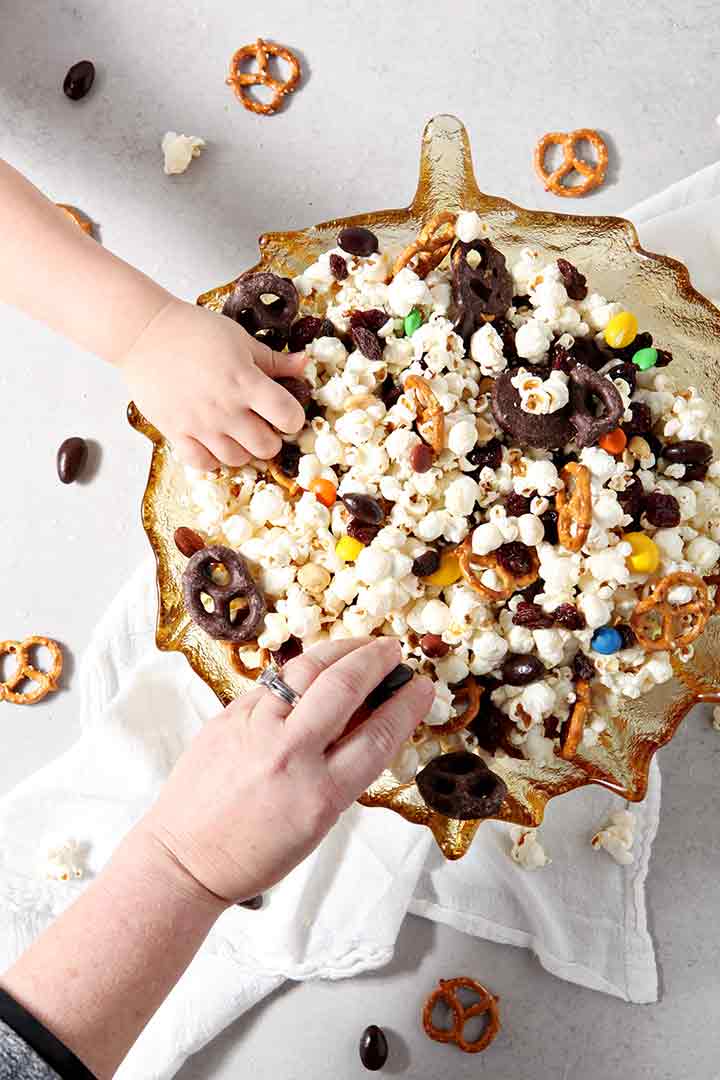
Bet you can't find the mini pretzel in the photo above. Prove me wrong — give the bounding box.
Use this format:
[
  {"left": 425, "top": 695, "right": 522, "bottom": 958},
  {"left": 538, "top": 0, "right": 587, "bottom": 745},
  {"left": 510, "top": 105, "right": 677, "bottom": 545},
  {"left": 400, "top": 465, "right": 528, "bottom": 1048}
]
[
  {"left": 458, "top": 535, "right": 539, "bottom": 602},
  {"left": 630, "top": 571, "right": 710, "bottom": 652},
  {"left": 534, "top": 129, "right": 608, "bottom": 198},
  {"left": 226, "top": 642, "right": 269, "bottom": 680},
  {"left": 432, "top": 677, "right": 482, "bottom": 736},
  {"left": 0, "top": 637, "right": 63, "bottom": 705},
  {"left": 57, "top": 204, "right": 93, "bottom": 235},
  {"left": 267, "top": 460, "right": 301, "bottom": 496},
  {"left": 422, "top": 977, "right": 501, "bottom": 1054},
  {"left": 559, "top": 679, "right": 590, "bottom": 760},
  {"left": 404, "top": 374, "right": 445, "bottom": 454},
  {"left": 391, "top": 211, "right": 456, "bottom": 279},
  {"left": 226, "top": 39, "right": 301, "bottom": 116},
  {"left": 555, "top": 463, "right": 592, "bottom": 552}
]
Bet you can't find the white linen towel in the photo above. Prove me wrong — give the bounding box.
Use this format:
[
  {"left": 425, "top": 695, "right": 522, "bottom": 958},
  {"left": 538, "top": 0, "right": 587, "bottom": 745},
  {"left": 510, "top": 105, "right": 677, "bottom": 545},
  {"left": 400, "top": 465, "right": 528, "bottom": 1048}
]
[{"left": 3, "top": 167, "right": 719, "bottom": 1078}]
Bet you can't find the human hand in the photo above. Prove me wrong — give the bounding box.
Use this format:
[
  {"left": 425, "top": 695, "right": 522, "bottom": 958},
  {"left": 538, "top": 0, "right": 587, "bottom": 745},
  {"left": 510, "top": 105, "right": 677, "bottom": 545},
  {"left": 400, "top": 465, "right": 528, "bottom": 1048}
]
[
  {"left": 120, "top": 297, "right": 308, "bottom": 468},
  {"left": 140, "top": 637, "right": 433, "bottom": 905}
]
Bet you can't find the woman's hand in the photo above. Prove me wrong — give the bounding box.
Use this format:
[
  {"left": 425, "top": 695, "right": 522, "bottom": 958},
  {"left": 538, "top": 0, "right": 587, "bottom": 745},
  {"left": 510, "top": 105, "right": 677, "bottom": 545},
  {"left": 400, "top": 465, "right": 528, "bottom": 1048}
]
[
  {"left": 120, "top": 297, "right": 308, "bottom": 469},
  {"left": 141, "top": 637, "right": 434, "bottom": 904}
]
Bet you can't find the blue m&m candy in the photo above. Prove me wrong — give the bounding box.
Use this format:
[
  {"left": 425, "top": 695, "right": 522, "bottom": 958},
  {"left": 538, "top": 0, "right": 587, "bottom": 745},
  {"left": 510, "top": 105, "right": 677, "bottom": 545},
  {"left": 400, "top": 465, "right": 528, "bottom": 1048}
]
[{"left": 591, "top": 627, "right": 623, "bottom": 654}]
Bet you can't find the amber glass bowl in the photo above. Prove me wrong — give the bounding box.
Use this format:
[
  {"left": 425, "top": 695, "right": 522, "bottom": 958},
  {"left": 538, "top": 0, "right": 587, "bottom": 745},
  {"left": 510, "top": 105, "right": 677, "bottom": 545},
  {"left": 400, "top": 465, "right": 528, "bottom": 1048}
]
[{"left": 129, "top": 114, "right": 720, "bottom": 859}]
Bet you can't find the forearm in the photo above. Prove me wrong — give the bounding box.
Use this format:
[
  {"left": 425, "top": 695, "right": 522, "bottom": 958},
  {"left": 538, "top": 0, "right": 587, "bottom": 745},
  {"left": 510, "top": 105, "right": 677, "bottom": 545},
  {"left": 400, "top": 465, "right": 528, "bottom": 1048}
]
[
  {"left": 0, "top": 158, "right": 170, "bottom": 364},
  {"left": 0, "top": 827, "right": 226, "bottom": 1078}
]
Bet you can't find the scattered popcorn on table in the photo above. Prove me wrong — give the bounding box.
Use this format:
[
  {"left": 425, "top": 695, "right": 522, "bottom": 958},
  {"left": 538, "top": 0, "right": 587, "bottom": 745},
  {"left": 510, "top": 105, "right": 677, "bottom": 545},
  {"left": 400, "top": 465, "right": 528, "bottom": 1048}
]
[
  {"left": 591, "top": 810, "right": 636, "bottom": 865},
  {"left": 509, "top": 826, "right": 551, "bottom": 870},
  {"left": 178, "top": 210, "right": 720, "bottom": 797},
  {"left": 161, "top": 132, "right": 206, "bottom": 175},
  {"left": 44, "top": 838, "right": 86, "bottom": 882}
]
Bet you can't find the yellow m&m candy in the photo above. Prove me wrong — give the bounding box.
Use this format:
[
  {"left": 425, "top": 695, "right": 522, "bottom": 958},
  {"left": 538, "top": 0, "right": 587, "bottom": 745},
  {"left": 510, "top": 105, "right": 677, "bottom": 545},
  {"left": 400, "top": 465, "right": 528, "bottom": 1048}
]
[
  {"left": 335, "top": 536, "right": 365, "bottom": 563},
  {"left": 424, "top": 552, "right": 462, "bottom": 587},
  {"left": 604, "top": 311, "right": 638, "bottom": 349},
  {"left": 624, "top": 532, "right": 660, "bottom": 575}
]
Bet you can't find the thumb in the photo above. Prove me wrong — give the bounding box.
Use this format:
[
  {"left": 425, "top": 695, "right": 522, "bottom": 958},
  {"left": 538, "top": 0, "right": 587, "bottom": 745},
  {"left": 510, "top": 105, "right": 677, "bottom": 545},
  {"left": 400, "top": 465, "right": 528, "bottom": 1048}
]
[{"left": 252, "top": 341, "right": 307, "bottom": 378}]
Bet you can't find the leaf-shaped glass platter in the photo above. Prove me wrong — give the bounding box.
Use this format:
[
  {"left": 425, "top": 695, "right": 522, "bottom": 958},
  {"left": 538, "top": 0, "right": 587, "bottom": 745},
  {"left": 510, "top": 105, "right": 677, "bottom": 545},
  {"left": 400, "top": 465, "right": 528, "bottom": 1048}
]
[{"left": 129, "top": 114, "right": 720, "bottom": 859}]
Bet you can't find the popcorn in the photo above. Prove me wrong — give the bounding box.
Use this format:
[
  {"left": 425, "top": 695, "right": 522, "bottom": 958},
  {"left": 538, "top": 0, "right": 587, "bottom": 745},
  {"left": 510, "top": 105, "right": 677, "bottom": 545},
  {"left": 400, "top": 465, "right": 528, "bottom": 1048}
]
[
  {"left": 512, "top": 459, "right": 561, "bottom": 497},
  {"left": 44, "top": 838, "right": 85, "bottom": 882},
  {"left": 249, "top": 485, "right": 287, "bottom": 526},
  {"left": 445, "top": 474, "right": 479, "bottom": 517},
  {"left": 517, "top": 513, "right": 544, "bottom": 546},
  {"left": 425, "top": 682, "right": 454, "bottom": 726},
  {"left": 472, "top": 522, "right": 504, "bottom": 555},
  {"left": 258, "top": 612, "right": 291, "bottom": 651},
  {"left": 286, "top": 603, "right": 322, "bottom": 639},
  {"left": 314, "top": 432, "right": 344, "bottom": 466},
  {"left": 591, "top": 809, "right": 635, "bottom": 865},
  {"left": 514, "top": 319, "right": 552, "bottom": 361},
  {"left": 455, "top": 210, "right": 487, "bottom": 243},
  {"left": 685, "top": 535, "right": 720, "bottom": 571},
  {"left": 470, "top": 323, "right": 507, "bottom": 376},
  {"left": 335, "top": 409, "right": 376, "bottom": 447},
  {"left": 389, "top": 742, "right": 421, "bottom": 784},
  {"left": 223, "top": 513, "right": 253, "bottom": 545},
  {"left": 387, "top": 267, "right": 432, "bottom": 317},
  {"left": 469, "top": 630, "right": 508, "bottom": 675},
  {"left": 161, "top": 131, "right": 205, "bottom": 175},
  {"left": 509, "top": 826, "right": 551, "bottom": 869},
  {"left": 447, "top": 418, "right": 478, "bottom": 457},
  {"left": 511, "top": 368, "right": 569, "bottom": 415},
  {"left": 415, "top": 510, "right": 451, "bottom": 541},
  {"left": 355, "top": 545, "right": 394, "bottom": 585}
]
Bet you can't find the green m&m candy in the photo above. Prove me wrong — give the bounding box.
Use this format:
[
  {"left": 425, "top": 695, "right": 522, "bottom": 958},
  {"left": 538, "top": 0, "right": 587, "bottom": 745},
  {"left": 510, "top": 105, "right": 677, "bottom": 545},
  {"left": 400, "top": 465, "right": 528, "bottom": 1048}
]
[
  {"left": 632, "top": 346, "right": 658, "bottom": 371},
  {"left": 403, "top": 307, "right": 423, "bottom": 337}
]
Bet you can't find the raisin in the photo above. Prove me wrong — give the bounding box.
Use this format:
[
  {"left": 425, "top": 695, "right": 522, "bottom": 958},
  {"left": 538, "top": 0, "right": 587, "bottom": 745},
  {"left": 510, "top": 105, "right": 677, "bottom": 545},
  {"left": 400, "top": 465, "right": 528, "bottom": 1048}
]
[
  {"left": 540, "top": 509, "right": 559, "bottom": 545},
  {"left": 351, "top": 326, "right": 384, "bottom": 362},
  {"left": 607, "top": 361, "right": 637, "bottom": 395},
  {"left": 276, "top": 376, "right": 313, "bottom": 408},
  {"left": 270, "top": 636, "right": 303, "bottom": 665},
  {"left": 380, "top": 374, "right": 402, "bottom": 409},
  {"left": 410, "top": 443, "right": 433, "bottom": 473},
  {"left": 552, "top": 603, "right": 585, "bottom": 630},
  {"left": 655, "top": 348, "right": 672, "bottom": 368},
  {"left": 350, "top": 309, "right": 390, "bottom": 334},
  {"left": 468, "top": 701, "right": 512, "bottom": 754},
  {"left": 683, "top": 463, "right": 709, "bottom": 481},
  {"left": 467, "top": 438, "right": 503, "bottom": 472},
  {"left": 319, "top": 318, "right": 336, "bottom": 338},
  {"left": 550, "top": 342, "right": 576, "bottom": 374},
  {"left": 420, "top": 634, "right": 450, "bottom": 659},
  {"left": 519, "top": 579, "right": 543, "bottom": 603},
  {"left": 492, "top": 317, "right": 518, "bottom": 362},
  {"left": 616, "top": 624, "right": 636, "bottom": 649},
  {"left": 288, "top": 316, "right": 324, "bottom": 353},
  {"left": 512, "top": 602, "right": 554, "bottom": 630},
  {"left": 329, "top": 253, "right": 348, "bottom": 281},
  {"left": 544, "top": 714, "right": 561, "bottom": 740},
  {"left": 642, "top": 491, "right": 681, "bottom": 528},
  {"left": 347, "top": 519, "right": 381, "bottom": 544},
  {"left": 572, "top": 651, "right": 595, "bottom": 681},
  {"left": 556, "top": 258, "right": 587, "bottom": 301},
  {"left": 278, "top": 441, "right": 301, "bottom": 477},
  {"left": 513, "top": 294, "right": 531, "bottom": 307},
  {"left": 623, "top": 401, "right": 652, "bottom": 437},
  {"left": 617, "top": 475, "right": 644, "bottom": 523},
  {"left": 611, "top": 330, "right": 653, "bottom": 360},
  {"left": 504, "top": 492, "right": 531, "bottom": 516},
  {"left": 496, "top": 541, "right": 534, "bottom": 577},
  {"left": 412, "top": 550, "right": 440, "bottom": 577}
]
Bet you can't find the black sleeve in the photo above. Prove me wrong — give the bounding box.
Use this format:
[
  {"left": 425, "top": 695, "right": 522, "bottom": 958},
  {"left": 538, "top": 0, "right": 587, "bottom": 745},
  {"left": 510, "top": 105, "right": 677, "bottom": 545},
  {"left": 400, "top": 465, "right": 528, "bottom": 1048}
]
[{"left": 0, "top": 989, "right": 96, "bottom": 1080}]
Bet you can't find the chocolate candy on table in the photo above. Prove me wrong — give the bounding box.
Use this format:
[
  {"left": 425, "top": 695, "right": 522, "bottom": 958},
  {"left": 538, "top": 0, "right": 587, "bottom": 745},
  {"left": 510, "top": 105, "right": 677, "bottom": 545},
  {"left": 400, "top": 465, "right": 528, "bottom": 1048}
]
[
  {"left": 337, "top": 226, "right": 379, "bottom": 257},
  {"left": 341, "top": 493, "right": 385, "bottom": 525},
  {"left": 56, "top": 436, "right": 88, "bottom": 484},
  {"left": 182, "top": 545, "right": 266, "bottom": 642},
  {"left": 492, "top": 371, "right": 574, "bottom": 449},
  {"left": 359, "top": 1024, "right": 389, "bottom": 1071},
  {"left": 416, "top": 751, "right": 508, "bottom": 820},
  {"left": 501, "top": 653, "right": 544, "bottom": 686},
  {"left": 365, "top": 663, "right": 413, "bottom": 711},
  {"left": 450, "top": 239, "right": 514, "bottom": 344},
  {"left": 569, "top": 364, "right": 624, "bottom": 447},
  {"left": 174, "top": 526, "right": 205, "bottom": 558},
  {"left": 222, "top": 272, "right": 299, "bottom": 342},
  {"left": 660, "top": 440, "right": 713, "bottom": 466},
  {"left": 63, "top": 60, "right": 95, "bottom": 100}
]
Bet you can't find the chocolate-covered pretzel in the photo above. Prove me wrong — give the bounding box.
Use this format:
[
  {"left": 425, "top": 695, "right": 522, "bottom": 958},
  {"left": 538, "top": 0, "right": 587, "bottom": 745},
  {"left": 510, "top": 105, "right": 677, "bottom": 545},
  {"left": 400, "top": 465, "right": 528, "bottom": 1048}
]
[
  {"left": 450, "top": 240, "right": 514, "bottom": 344},
  {"left": 222, "top": 272, "right": 299, "bottom": 342},
  {"left": 491, "top": 371, "right": 575, "bottom": 449},
  {"left": 569, "top": 364, "right": 624, "bottom": 447},
  {"left": 182, "top": 545, "right": 267, "bottom": 643},
  {"left": 416, "top": 751, "right": 508, "bottom": 820}
]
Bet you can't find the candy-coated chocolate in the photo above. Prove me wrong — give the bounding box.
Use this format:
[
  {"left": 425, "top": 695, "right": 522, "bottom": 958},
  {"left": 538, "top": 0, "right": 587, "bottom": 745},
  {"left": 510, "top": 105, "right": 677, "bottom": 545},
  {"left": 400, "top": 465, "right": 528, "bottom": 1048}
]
[
  {"left": 624, "top": 532, "right": 660, "bottom": 574},
  {"left": 632, "top": 346, "right": 658, "bottom": 371},
  {"left": 604, "top": 311, "right": 638, "bottom": 349},
  {"left": 335, "top": 536, "right": 364, "bottom": 562},
  {"left": 403, "top": 307, "right": 423, "bottom": 337},
  {"left": 591, "top": 627, "right": 623, "bottom": 654},
  {"left": 423, "top": 552, "right": 461, "bottom": 586}
]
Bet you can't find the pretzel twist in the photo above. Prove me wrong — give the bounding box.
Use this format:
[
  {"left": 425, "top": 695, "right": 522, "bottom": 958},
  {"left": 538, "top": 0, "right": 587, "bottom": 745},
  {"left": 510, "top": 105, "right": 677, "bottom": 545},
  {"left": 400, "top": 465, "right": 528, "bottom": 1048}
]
[
  {"left": 534, "top": 129, "right": 608, "bottom": 198},
  {"left": 267, "top": 460, "right": 301, "bottom": 496},
  {"left": 555, "top": 463, "right": 592, "bottom": 552},
  {"left": 422, "top": 976, "right": 501, "bottom": 1054},
  {"left": 0, "top": 637, "right": 63, "bottom": 705},
  {"left": 225, "top": 643, "right": 270, "bottom": 680},
  {"left": 630, "top": 571, "right": 710, "bottom": 652},
  {"left": 226, "top": 39, "right": 301, "bottom": 116},
  {"left": 431, "top": 676, "right": 482, "bottom": 736},
  {"left": 458, "top": 534, "right": 539, "bottom": 602},
  {"left": 391, "top": 211, "right": 456, "bottom": 279},
  {"left": 404, "top": 374, "right": 445, "bottom": 454}
]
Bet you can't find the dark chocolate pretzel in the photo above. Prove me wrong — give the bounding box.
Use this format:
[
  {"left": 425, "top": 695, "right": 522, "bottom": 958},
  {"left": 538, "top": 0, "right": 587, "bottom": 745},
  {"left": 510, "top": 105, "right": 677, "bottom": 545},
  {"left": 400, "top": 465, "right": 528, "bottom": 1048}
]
[
  {"left": 569, "top": 363, "right": 624, "bottom": 447},
  {"left": 491, "top": 371, "right": 575, "bottom": 449},
  {"left": 222, "top": 272, "right": 299, "bottom": 344},
  {"left": 182, "top": 545, "right": 267, "bottom": 642},
  {"left": 416, "top": 751, "right": 507, "bottom": 820},
  {"left": 450, "top": 239, "right": 514, "bottom": 344}
]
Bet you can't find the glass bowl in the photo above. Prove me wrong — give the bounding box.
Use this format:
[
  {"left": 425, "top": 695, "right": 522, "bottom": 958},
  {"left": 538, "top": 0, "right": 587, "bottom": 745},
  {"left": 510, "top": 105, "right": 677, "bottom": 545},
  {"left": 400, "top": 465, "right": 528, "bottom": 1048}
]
[{"left": 129, "top": 114, "right": 720, "bottom": 859}]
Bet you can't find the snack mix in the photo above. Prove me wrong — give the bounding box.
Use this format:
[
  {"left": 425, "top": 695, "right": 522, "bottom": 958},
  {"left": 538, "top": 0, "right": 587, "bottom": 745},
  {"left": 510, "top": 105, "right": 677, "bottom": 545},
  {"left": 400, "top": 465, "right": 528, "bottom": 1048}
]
[{"left": 176, "top": 209, "right": 720, "bottom": 819}]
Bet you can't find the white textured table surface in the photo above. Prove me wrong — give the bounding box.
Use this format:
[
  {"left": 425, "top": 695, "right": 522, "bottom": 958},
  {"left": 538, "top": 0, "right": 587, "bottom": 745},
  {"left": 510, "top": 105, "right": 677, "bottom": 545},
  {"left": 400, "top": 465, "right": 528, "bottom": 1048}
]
[{"left": 2, "top": 1, "right": 720, "bottom": 1077}]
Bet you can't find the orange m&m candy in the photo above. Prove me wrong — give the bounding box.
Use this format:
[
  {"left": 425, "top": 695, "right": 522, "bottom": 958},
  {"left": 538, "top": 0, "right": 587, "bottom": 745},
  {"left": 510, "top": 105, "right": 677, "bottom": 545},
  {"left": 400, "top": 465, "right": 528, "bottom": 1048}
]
[
  {"left": 309, "top": 477, "right": 338, "bottom": 507},
  {"left": 598, "top": 428, "right": 627, "bottom": 456}
]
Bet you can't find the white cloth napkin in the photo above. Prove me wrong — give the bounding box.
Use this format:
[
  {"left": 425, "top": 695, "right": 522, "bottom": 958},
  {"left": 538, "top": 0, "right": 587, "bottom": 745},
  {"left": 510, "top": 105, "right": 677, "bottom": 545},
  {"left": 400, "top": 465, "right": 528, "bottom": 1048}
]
[{"left": 2, "top": 167, "right": 719, "bottom": 1078}]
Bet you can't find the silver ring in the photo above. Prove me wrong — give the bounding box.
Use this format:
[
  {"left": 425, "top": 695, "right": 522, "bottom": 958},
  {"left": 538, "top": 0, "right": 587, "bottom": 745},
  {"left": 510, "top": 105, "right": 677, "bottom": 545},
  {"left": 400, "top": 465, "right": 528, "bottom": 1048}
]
[{"left": 259, "top": 664, "right": 302, "bottom": 708}]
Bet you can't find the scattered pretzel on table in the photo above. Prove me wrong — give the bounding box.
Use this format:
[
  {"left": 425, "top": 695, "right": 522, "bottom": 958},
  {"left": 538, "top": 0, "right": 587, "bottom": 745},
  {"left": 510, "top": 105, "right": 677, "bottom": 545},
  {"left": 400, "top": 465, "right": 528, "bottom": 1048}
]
[
  {"left": 559, "top": 679, "right": 591, "bottom": 760},
  {"left": 431, "top": 676, "right": 482, "bottom": 736},
  {"left": 458, "top": 534, "right": 539, "bottom": 602},
  {"left": 226, "top": 38, "right": 302, "bottom": 116},
  {"left": 391, "top": 211, "right": 456, "bottom": 279},
  {"left": 0, "top": 636, "right": 63, "bottom": 705},
  {"left": 422, "top": 976, "right": 501, "bottom": 1054},
  {"left": 555, "top": 462, "right": 592, "bottom": 552},
  {"left": 404, "top": 374, "right": 445, "bottom": 455},
  {"left": 534, "top": 129, "right": 608, "bottom": 198},
  {"left": 630, "top": 571, "right": 710, "bottom": 652}
]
